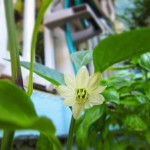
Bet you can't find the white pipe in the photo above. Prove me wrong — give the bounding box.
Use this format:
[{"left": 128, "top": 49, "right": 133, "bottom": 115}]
[
  {"left": 0, "top": 0, "right": 8, "bottom": 58},
  {"left": 22, "top": 0, "right": 35, "bottom": 61},
  {"left": 44, "top": 28, "right": 55, "bottom": 69},
  {"left": 44, "top": 26, "right": 55, "bottom": 91}
]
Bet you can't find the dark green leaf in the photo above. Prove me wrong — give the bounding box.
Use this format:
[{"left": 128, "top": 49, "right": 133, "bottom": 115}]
[
  {"left": 37, "top": 134, "right": 53, "bottom": 150},
  {"left": 93, "top": 28, "right": 150, "bottom": 72},
  {"left": 37, "top": 133, "right": 62, "bottom": 150},
  {"left": 0, "top": 80, "right": 61, "bottom": 149},
  {"left": 120, "top": 96, "right": 141, "bottom": 106},
  {"left": 145, "top": 131, "right": 150, "bottom": 144},
  {"left": 21, "top": 61, "right": 65, "bottom": 86},
  {"left": 125, "top": 114, "right": 147, "bottom": 131},
  {"left": 71, "top": 50, "right": 93, "bottom": 68}
]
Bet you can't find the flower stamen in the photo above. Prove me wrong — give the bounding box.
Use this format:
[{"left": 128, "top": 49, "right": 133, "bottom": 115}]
[{"left": 76, "top": 88, "right": 88, "bottom": 103}]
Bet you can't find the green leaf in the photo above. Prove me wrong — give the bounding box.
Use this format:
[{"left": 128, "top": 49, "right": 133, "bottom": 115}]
[
  {"left": 120, "top": 96, "right": 141, "bottom": 106},
  {"left": 125, "top": 114, "right": 147, "bottom": 131},
  {"left": 37, "top": 134, "right": 53, "bottom": 150},
  {"left": 76, "top": 105, "right": 105, "bottom": 147},
  {"left": 140, "top": 52, "right": 150, "bottom": 71},
  {"left": 21, "top": 61, "right": 65, "bottom": 86},
  {"left": 115, "top": 140, "right": 129, "bottom": 150},
  {"left": 71, "top": 50, "right": 93, "bottom": 68},
  {"left": 93, "top": 28, "right": 150, "bottom": 72},
  {"left": 145, "top": 131, "right": 150, "bottom": 144},
  {"left": 37, "top": 133, "right": 62, "bottom": 150},
  {"left": 107, "top": 70, "right": 132, "bottom": 89},
  {"left": 145, "top": 80, "right": 150, "bottom": 99},
  {"left": 0, "top": 80, "right": 61, "bottom": 149},
  {"left": 102, "top": 88, "right": 120, "bottom": 104}
]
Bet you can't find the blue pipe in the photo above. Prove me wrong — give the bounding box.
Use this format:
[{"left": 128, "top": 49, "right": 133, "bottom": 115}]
[{"left": 64, "top": 0, "right": 78, "bottom": 73}]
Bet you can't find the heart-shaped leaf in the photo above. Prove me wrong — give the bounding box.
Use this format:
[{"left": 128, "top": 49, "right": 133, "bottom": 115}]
[
  {"left": 71, "top": 50, "right": 93, "bottom": 68},
  {"left": 93, "top": 28, "right": 150, "bottom": 72}
]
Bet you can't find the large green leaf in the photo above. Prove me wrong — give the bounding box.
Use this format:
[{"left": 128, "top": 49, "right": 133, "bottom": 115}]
[
  {"left": 71, "top": 50, "right": 93, "bottom": 68},
  {"left": 21, "top": 61, "right": 65, "bottom": 86},
  {"left": 0, "top": 80, "right": 62, "bottom": 149},
  {"left": 93, "top": 28, "right": 150, "bottom": 72}
]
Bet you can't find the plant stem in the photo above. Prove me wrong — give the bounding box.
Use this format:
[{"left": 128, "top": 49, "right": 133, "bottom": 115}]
[
  {"left": 1, "top": 131, "right": 14, "bottom": 150},
  {"left": 27, "top": 0, "right": 53, "bottom": 96},
  {"left": 1, "top": 0, "right": 24, "bottom": 149},
  {"left": 4, "top": 0, "right": 23, "bottom": 86},
  {"left": 66, "top": 116, "right": 76, "bottom": 150}
]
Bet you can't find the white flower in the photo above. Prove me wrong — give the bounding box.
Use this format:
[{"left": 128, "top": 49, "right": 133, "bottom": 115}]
[{"left": 56, "top": 66, "right": 106, "bottom": 119}]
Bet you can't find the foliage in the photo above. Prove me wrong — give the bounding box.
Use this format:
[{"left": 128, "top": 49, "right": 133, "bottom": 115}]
[
  {"left": 93, "top": 27, "right": 150, "bottom": 72},
  {"left": 1, "top": 0, "right": 62, "bottom": 150},
  {"left": 75, "top": 54, "right": 150, "bottom": 150},
  {"left": 116, "top": 0, "right": 150, "bottom": 29},
  {"left": 20, "top": 27, "right": 150, "bottom": 149},
  {"left": 1, "top": 0, "right": 150, "bottom": 149},
  {"left": 0, "top": 80, "right": 62, "bottom": 149},
  {"left": 21, "top": 61, "right": 65, "bottom": 86}
]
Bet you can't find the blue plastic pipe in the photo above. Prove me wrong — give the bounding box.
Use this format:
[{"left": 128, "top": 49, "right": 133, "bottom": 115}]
[{"left": 64, "top": 0, "right": 78, "bottom": 73}]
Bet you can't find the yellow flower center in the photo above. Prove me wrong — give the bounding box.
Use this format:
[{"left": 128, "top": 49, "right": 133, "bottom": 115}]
[{"left": 75, "top": 88, "right": 88, "bottom": 103}]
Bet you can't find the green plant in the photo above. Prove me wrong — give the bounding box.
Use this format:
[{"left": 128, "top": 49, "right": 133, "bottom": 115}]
[
  {"left": 0, "top": 0, "right": 61, "bottom": 150},
  {"left": 116, "top": 0, "right": 150, "bottom": 29},
  {"left": 1, "top": 1, "right": 150, "bottom": 150},
  {"left": 75, "top": 54, "right": 150, "bottom": 149}
]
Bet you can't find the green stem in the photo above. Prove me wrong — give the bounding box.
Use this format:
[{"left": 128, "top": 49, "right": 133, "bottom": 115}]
[
  {"left": 2, "top": 0, "right": 24, "bottom": 149},
  {"left": 4, "top": 0, "right": 23, "bottom": 86},
  {"left": 1, "top": 131, "right": 14, "bottom": 150},
  {"left": 27, "top": 0, "right": 53, "bottom": 96},
  {"left": 66, "top": 116, "right": 76, "bottom": 150}
]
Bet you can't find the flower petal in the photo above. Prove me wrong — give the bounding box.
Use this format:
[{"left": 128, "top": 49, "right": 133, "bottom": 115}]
[
  {"left": 56, "top": 85, "right": 74, "bottom": 98},
  {"left": 88, "top": 94, "right": 105, "bottom": 105},
  {"left": 76, "top": 66, "right": 89, "bottom": 88},
  {"left": 64, "top": 74, "right": 76, "bottom": 90},
  {"left": 72, "top": 103, "right": 84, "bottom": 119},
  {"left": 90, "top": 86, "right": 107, "bottom": 94},
  {"left": 87, "top": 72, "right": 101, "bottom": 91},
  {"left": 84, "top": 101, "right": 93, "bottom": 109},
  {"left": 64, "top": 97, "right": 76, "bottom": 106}
]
